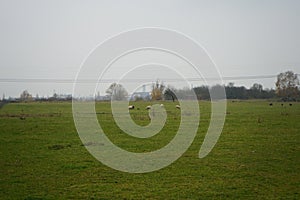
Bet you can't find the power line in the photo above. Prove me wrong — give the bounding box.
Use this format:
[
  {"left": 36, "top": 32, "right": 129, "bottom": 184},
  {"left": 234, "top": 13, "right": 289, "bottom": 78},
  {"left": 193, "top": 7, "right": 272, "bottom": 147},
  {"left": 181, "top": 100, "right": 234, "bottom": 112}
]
[{"left": 0, "top": 74, "right": 282, "bottom": 84}]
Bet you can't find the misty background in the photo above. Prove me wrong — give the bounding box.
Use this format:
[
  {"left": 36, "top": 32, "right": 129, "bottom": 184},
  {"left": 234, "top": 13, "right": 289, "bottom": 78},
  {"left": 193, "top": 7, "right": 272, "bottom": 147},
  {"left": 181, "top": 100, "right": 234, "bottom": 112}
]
[{"left": 0, "top": 0, "right": 299, "bottom": 98}]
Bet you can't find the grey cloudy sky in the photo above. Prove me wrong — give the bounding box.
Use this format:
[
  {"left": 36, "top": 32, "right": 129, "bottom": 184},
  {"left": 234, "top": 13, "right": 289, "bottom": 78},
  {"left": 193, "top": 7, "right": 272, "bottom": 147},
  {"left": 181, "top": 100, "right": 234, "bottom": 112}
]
[{"left": 0, "top": 0, "right": 299, "bottom": 97}]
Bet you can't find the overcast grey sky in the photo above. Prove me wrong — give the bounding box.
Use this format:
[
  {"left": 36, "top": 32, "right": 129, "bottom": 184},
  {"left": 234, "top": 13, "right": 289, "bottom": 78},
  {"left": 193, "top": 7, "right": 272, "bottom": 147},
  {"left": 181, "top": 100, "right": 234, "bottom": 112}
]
[{"left": 0, "top": 0, "right": 299, "bottom": 97}]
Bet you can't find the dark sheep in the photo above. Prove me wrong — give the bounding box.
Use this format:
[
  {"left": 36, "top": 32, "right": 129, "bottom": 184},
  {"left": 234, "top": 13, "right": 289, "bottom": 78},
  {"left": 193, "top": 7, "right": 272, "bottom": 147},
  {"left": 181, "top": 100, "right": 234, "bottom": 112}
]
[{"left": 269, "top": 103, "right": 273, "bottom": 106}]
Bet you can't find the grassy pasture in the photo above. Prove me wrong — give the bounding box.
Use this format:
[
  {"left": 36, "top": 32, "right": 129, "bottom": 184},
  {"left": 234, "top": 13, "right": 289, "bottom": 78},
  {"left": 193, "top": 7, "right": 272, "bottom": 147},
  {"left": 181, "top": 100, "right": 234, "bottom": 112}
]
[{"left": 0, "top": 101, "right": 299, "bottom": 199}]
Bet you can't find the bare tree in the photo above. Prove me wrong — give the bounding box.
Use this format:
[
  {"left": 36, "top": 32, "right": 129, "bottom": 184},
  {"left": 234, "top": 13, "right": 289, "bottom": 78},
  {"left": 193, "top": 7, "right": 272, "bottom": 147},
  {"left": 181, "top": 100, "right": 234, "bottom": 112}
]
[
  {"left": 106, "top": 83, "right": 128, "bottom": 101},
  {"left": 20, "top": 90, "right": 33, "bottom": 101},
  {"left": 275, "top": 71, "right": 299, "bottom": 101},
  {"left": 151, "top": 80, "right": 165, "bottom": 101}
]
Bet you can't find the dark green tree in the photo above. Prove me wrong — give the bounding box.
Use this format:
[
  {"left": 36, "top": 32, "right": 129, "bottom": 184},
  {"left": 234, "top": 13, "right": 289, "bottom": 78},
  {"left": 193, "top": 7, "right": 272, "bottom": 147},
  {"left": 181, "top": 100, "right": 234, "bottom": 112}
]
[{"left": 164, "top": 87, "right": 177, "bottom": 101}]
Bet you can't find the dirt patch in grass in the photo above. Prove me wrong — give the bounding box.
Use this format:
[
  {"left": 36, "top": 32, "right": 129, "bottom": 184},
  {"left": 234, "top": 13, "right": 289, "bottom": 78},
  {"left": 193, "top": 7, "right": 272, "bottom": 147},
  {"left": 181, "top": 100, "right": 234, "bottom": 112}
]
[
  {"left": 0, "top": 113, "right": 62, "bottom": 118},
  {"left": 48, "top": 144, "right": 71, "bottom": 150}
]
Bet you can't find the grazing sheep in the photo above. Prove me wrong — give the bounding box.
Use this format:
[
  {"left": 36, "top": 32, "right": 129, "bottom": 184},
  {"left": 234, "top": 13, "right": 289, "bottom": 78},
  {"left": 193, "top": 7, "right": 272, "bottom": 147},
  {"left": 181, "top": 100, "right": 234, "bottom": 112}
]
[
  {"left": 176, "top": 105, "right": 180, "bottom": 109},
  {"left": 146, "top": 105, "right": 151, "bottom": 110},
  {"left": 289, "top": 103, "right": 292, "bottom": 106},
  {"left": 269, "top": 103, "right": 273, "bottom": 106},
  {"left": 128, "top": 105, "right": 135, "bottom": 109},
  {"left": 160, "top": 104, "right": 164, "bottom": 107}
]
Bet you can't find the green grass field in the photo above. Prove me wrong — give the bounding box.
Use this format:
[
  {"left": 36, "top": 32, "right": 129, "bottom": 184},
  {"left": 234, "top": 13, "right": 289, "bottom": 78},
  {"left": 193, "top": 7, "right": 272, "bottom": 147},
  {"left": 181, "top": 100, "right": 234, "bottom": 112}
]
[{"left": 0, "top": 101, "right": 299, "bottom": 199}]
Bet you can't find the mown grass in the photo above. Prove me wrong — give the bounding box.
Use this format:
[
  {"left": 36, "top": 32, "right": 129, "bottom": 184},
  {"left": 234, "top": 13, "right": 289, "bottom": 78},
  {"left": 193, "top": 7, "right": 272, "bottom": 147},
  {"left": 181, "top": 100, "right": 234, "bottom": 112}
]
[{"left": 0, "top": 101, "right": 299, "bottom": 199}]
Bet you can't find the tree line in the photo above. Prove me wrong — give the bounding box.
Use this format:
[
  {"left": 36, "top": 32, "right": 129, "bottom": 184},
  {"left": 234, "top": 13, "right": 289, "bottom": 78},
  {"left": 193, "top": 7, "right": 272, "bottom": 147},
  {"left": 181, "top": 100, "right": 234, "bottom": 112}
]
[
  {"left": 160, "top": 71, "right": 299, "bottom": 101},
  {"left": 105, "top": 70, "right": 299, "bottom": 101},
  {"left": 3, "top": 70, "right": 299, "bottom": 102},
  {"left": 164, "top": 83, "right": 277, "bottom": 101}
]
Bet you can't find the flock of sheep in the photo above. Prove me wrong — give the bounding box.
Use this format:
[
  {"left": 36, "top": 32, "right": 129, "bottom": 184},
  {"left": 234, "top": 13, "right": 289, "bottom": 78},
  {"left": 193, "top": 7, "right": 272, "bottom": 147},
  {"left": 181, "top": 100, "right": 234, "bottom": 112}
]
[
  {"left": 128, "top": 104, "right": 181, "bottom": 110},
  {"left": 129, "top": 102, "right": 293, "bottom": 109},
  {"left": 269, "top": 103, "right": 293, "bottom": 106}
]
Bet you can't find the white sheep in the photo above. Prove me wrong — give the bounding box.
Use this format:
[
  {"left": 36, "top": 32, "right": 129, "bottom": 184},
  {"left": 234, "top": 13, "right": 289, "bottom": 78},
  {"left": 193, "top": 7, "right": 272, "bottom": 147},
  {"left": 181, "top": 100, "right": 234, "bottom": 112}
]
[
  {"left": 160, "top": 104, "right": 164, "bottom": 107},
  {"left": 176, "top": 105, "right": 180, "bottom": 109},
  {"left": 128, "top": 105, "right": 135, "bottom": 109},
  {"left": 146, "top": 105, "right": 151, "bottom": 110}
]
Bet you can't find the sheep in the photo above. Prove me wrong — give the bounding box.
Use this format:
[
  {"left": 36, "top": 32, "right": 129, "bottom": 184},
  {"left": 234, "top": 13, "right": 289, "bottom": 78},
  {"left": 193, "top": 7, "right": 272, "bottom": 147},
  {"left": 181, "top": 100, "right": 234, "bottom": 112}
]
[
  {"left": 160, "top": 104, "right": 164, "bottom": 107},
  {"left": 281, "top": 103, "right": 284, "bottom": 106},
  {"left": 269, "top": 103, "right": 273, "bottom": 106},
  {"left": 128, "top": 105, "right": 135, "bottom": 109},
  {"left": 176, "top": 105, "right": 180, "bottom": 109},
  {"left": 289, "top": 103, "right": 292, "bottom": 106},
  {"left": 146, "top": 105, "right": 151, "bottom": 110}
]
